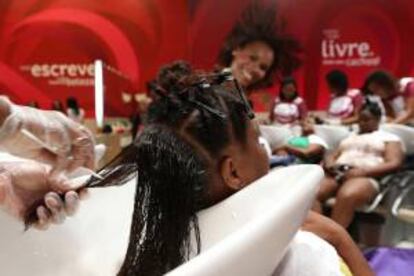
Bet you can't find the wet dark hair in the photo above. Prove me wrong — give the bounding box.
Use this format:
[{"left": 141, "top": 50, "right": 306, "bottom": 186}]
[
  {"left": 66, "top": 96, "right": 80, "bottom": 115},
  {"left": 360, "top": 99, "right": 382, "bottom": 120},
  {"left": 217, "top": 0, "right": 302, "bottom": 90},
  {"left": 279, "top": 76, "right": 298, "bottom": 101},
  {"left": 361, "top": 70, "right": 397, "bottom": 96},
  {"left": 156, "top": 60, "right": 192, "bottom": 92},
  {"left": 85, "top": 61, "right": 252, "bottom": 275},
  {"left": 325, "top": 70, "right": 348, "bottom": 95},
  {"left": 146, "top": 80, "right": 158, "bottom": 99}
]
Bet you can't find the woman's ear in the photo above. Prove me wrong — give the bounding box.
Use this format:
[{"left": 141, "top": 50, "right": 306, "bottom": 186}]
[{"left": 219, "top": 156, "right": 244, "bottom": 191}]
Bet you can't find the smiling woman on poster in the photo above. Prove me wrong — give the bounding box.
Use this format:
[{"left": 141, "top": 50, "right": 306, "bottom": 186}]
[{"left": 217, "top": 1, "right": 302, "bottom": 98}]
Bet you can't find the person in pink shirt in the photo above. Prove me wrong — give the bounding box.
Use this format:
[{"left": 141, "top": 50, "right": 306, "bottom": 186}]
[
  {"left": 269, "top": 77, "right": 307, "bottom": 126},
  {"left": 326, "top": 70, "right": 363, "bottom": 124},
  {"left": 362, "top": 70, "right": 414, "bottom": 125}
]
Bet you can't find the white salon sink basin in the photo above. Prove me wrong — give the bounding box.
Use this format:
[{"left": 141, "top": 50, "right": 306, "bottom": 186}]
[{"left": 0, "top": 165, "right": 323, "bottom": 276}]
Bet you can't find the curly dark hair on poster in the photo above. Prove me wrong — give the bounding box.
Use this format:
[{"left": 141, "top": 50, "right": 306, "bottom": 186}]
[
  {"left": 218, "top": 0, "right": 302, "bottom": 90},
  {"left": 84, "top": 60, "right": 252, "bottom": 275}
]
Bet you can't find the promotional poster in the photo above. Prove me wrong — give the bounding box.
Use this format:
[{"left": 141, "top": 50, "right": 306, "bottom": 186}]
[{"left": 1, "top": 0, "right": 413, "bottom": 115}]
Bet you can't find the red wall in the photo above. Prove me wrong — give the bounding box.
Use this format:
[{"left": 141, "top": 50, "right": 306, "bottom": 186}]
[
  {"left": 1, "top": 0, "right": 414, "bottom": 116},
  {"left": 0, "top": 0, "right": 189, "bottom": 116}
]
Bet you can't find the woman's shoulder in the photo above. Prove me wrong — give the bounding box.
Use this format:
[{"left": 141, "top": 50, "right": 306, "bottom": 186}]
[
  {"left": 402, "top": 81, "right": 414, "bottom": 98},
  {"left": 371, "top": 130, "right": 401, "bottom": 143},
  {"left": 293, "top": 96, "right": 305, "bottom": 105},
  {"left": 347, "top": 89, "right": 361, "bottom": 98}
]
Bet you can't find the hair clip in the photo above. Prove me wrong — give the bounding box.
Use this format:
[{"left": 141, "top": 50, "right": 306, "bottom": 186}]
[
  {"left": 198, "top": 70, "right": 255, "bottom": 120},
  {"left": 154, "top": 82, "right": 226, "bottom": 120},
  {"left": 182, "top": 86, "right": 227, "bottom": 119},
  {"left": 150, "top": 71, "right": 254, "bottom": 120},
  {"left": 232, "top": 78, "right": 255, "bottom": 120},
  {"left": 148, "top": 82, "right": 169, "bottom": 98},
  {"left": 188, "top": 99, "right": 227, "bottom": 119},
  {"left": 195, "top": 77, "right": 211, "bottom": 89},
  {"left": 204, "top": 69, "right": 233, "bottom": 85}
]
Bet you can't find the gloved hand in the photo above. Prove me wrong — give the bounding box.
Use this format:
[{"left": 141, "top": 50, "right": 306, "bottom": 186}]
[
  {"left": 0, "top": 160, "right": 87, "bottom": 230},
  {"left": 0, "top": 97, "right": 95, "bottom": 171}
]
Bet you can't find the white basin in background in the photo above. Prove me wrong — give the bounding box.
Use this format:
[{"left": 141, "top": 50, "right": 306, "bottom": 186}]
[
  {"left": 259, "top": 125, "right": 294, "bottom": 149},
  {"left": 313, "top": 125, "right": 351, "bottom": 151},
  {"left": 0, "top": 165, "right": 323, "bottom": 276},
  {"left": 381, "top": 123, "right": 414, "bottom": 154}
]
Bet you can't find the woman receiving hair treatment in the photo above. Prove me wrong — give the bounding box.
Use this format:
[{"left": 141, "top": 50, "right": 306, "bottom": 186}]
[
  {"left": 81, "top": 61, "right": 373, "bottom": 276},
  {"left": 89, "top": 61, "right": 267, "bottom": 275}
]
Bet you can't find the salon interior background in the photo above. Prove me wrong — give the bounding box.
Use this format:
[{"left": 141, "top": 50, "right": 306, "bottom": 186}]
[{"left": 0, "top": 0, "right": 413, "bottom": 116}]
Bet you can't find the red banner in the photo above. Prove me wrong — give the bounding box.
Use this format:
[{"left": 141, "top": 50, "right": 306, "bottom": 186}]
[
  {"left": 1, "top": 0, "right": 414, "bottom": 115},
  {"left": 0, "top": 0, "right": 189, "bottom": 116}
]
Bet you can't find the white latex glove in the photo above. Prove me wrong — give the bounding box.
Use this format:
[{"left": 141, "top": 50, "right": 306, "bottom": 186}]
[
  {"left": 0, "top": 97, "right": 95, "bottom": 171},
  {"left": 0, "top": 161, "right": 87, "bottom": 230}
]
